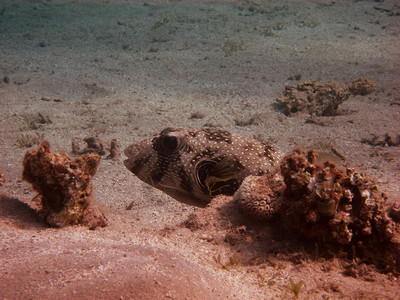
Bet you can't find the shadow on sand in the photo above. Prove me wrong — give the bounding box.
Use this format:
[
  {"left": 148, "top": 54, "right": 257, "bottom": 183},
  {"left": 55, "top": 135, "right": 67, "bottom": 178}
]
[{"left": 0, "top": 194, "right": 45, "bottom": 229}]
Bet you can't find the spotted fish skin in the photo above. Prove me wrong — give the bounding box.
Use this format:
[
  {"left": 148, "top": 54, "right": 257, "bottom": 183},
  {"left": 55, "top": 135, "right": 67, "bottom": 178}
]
[{"left": 124, "top": 127, "right": 283, "bottom": 207}]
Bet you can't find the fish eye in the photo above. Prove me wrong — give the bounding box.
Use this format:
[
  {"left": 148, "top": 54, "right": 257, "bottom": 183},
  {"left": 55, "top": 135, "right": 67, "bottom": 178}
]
[
  {"left": 162, "top": 136, "right": 178, "bottom": 152},
  {"left": 154, "top": 135, "right": 181, "bottom": 155}
]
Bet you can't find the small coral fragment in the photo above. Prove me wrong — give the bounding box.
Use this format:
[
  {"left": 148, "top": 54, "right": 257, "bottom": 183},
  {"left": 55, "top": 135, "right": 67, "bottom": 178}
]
[
  {"left": 107, "top": 138, "right": 119, "bottom": 159},
  {"left": 22, "top": 141, "right": 107, "bottom": 229}
]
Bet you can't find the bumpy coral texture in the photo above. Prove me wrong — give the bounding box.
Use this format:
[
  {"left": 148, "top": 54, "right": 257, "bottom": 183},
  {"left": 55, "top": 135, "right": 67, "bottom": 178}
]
[
  {"left": 276, "top": 78, "right": 377, "bottom": 116},
  {"left": 22, "top": 141, "right": 107, "bottom": 229},
  {"left": 234, "top": 172, "right": 285, "bottom": 221}
]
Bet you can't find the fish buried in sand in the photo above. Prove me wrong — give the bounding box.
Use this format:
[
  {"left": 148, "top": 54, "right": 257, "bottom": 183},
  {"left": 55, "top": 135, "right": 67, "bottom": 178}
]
[{"left": 124, "top": 127, "right": 283, "bottom": 206}]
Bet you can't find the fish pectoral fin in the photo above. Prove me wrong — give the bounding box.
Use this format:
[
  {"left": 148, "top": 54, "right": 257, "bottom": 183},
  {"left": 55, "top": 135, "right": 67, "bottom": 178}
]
[
  {"left": 196, "top": 157, "right": 240, "bottom": 196},
  {"left": 204, "top": 157, "right": 241, "bottom": 195},
  {"left": 204, "top": 175, "right": 235, "bottom": 195}
]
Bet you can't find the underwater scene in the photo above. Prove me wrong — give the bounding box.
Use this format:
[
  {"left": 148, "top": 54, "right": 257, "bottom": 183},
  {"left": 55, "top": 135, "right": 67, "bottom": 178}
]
[{"left": 0, "top": 0, "right": 399, "bottom": 298}]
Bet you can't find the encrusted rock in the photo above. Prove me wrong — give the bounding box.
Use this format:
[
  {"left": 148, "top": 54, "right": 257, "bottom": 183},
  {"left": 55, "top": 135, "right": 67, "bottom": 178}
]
[{"left": 22, "top": 141, "right": 107, "bottom": 229}]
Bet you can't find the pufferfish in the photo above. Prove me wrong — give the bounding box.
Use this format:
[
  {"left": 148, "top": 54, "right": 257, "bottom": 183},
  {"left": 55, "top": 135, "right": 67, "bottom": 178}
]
[{"left": 124, "top": 127, "right": 283, "bottom": 207}]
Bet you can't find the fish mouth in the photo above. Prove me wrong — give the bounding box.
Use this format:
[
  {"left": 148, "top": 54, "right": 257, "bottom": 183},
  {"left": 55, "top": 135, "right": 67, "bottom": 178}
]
[
  {"left": 123, "top": 158, "right": 130, "bottom": 169},
  {"left": 123, "top": 146, "right": 132, "bottom": 158},
  {"left": 123, "top": 145, "right": 136, "bottom": 170},
  {"left": 123, "top": 152, "right": 130, "bottom": 170}
]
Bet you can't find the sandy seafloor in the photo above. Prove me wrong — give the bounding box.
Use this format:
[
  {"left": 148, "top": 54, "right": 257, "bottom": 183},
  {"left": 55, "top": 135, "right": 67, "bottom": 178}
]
[{"left": 0, "top": 0, "right": 399, "bottom": 299}]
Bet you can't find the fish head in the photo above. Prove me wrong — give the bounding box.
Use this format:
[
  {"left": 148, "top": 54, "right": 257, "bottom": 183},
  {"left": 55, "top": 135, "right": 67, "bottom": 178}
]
[{"left": 124, "top": 127, "right": 212, "bottom": 206}]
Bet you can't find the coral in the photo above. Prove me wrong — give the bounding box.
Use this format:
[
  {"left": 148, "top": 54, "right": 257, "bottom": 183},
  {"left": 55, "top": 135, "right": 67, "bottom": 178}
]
[
  {"left": 234, "top": 172, "right": 285, "bottom": 221},
  {"left": 19, "top": 113, "right": 52, "bottom": 131},
  {"left": 278, "top": 149, "right": 393, "bottom": 242},
  {"left": 278, "top": 148, "right": 399, "bottom": 271},
  {"left": 72, "top": 137, "right": 118, "bottom": 158},
  {"left": 22, "top": 141, "right": 107, "bottom": 229},
  {"left": 288, "top": 278, "right": 304, "bottom": 298},
  {"left": 234, "top": 148, "right": 399, "bottom": 271},
  {"left": 16, "top": 113, "right": 52, "bottom": 148},
  {"left": 361, "top": 133, "right": 400, "bottom": 147},
  {"left": 276, "top": 78, "right": 377, "bottom": 116}
]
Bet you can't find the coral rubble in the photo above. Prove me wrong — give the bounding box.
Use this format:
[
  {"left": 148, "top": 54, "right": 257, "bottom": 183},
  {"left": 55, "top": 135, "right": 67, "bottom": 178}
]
[
  {"left": 348, "top": 77, "right": 378, "bottom": 96},
  {"left": 361, "top": 133, "right": 400, "bottom": 147},
  {"left": 22, "top": 141, "right": 107, "bottom": 229},
  {"left": 72, "top": 136, "right": 106, "bottom": 156},
  {"left": 72, "top": 137, "right": 118, "bottom": 158},
  {"left": 279, "top": 149, "right": 399, "bottom": 270},
  {"left": 276, "top": 78, "right": 377, "bottom": 116}
]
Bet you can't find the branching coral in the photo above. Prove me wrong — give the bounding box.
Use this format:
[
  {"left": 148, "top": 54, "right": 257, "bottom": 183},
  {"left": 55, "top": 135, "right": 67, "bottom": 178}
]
[{"left": 22, "top": 141, "right": 107, "bottom": 229}]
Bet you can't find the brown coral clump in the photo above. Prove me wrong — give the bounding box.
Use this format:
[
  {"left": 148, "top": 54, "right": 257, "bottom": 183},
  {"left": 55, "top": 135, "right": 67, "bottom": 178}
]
[
  {"left": 22, "top": 141, "right": 107, "bottom": 229},
  {"left": 276, "top": 78, "right": 377, "bottom": 116},
  {"left": 278, "top": 148, "right": 399, "bottom": 271},
  {"left": 279, "top": 149, "right": 347, "bottom": 240},
  {"left": 279, "top": 149, "right": 394, "bottom": 241}
]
